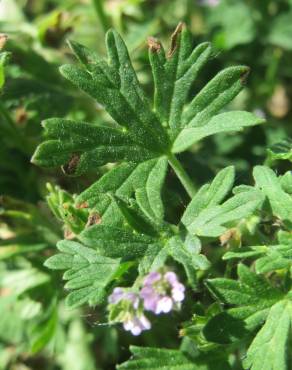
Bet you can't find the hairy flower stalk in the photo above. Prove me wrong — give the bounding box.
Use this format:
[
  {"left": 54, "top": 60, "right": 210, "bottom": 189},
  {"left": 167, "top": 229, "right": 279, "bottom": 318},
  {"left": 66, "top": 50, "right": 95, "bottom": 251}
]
[
  {"left": 108, "top": 288, "right": 151, "bottom": 336},
  {"left": 140, "top": 271, "right": 185, "bottom": 314}
]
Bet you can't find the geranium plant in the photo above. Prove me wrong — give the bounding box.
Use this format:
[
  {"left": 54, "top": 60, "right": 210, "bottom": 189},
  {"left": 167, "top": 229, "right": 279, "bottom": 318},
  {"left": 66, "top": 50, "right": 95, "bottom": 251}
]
[{"left": 2, "top": 16, "right": 292, "bottom": 369}]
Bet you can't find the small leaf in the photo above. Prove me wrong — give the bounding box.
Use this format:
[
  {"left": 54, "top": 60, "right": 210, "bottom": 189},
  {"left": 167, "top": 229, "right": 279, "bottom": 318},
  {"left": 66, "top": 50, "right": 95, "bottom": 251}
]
[
  {"left": 79, "top": 224, "right": 154, "bottom": 259},
  {"left": 76, "top": 158, "right": 167, "bottom": 223},
  {"left": 44, "top": 240, "right": 120, "bottom": 308},
  {"left": 182, "top": 166, "right": 235, "bottom": 227},
  {"left": 185, "top": 189, "right": 263, "bottom": 237},
  {"left": 135, "top": 156, "right": 168, "bottom": 221},
  {"left": 149, "top": 23, "right": 212, "bottom": 136},
  {"left": 253, "top": 165, "right": 292, "bottom": 223},
  {"left": 181, "top": 66, "right": 250, "bottom": 128},
  {"left": 31, "top": 118, "right": 156, "bottom": 175},
  {"left": 173, "top": 111, "right": 264, "bottom": 153}
]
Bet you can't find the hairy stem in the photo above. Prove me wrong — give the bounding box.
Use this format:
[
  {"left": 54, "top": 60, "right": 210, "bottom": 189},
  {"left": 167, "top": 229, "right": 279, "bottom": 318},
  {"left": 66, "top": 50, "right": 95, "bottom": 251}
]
[
  {"left": 92, "top": 0, "right": 110, "bottom": 33},
  {"left": 168, "top": 154, "right": 196, "bottom": 198}
]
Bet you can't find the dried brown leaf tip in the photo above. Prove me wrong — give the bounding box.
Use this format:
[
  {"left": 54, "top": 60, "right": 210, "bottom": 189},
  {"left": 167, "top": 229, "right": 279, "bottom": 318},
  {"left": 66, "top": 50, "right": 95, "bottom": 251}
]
[
  {"left": 15, "top": 107, "right": 28, "bottom": 126},
  {"left": 0, "top": 34, "right": 8, "bottom": 50},
  {"left": 86, "top": 212, "right": 102, "bottom": 227},
  {"left": 76, "top": 201, "right": 89, "bottom": 209},
  {"left": 147, "top": 37, "right": 161, "bottom": 52},
  {"left": 167, "top": 22, "right": 185, "bottom": 58},
  {"left": 62, "top": 153, "right": 80, "bottom": 175},
  {"left": 240, "top": 67, "right": 250, "bottom": 85}
]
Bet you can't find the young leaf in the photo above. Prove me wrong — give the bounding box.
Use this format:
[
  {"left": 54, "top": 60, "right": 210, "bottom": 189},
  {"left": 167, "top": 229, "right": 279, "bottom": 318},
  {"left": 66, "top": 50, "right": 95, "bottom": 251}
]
[
  {"left": 253, "top": 165, "right": 292, "bottom": 223},
  {"left": 182, "top": 166, "right": 235, "bottom": 227},
  {"left": 44, "top": 240, "right": 120, "bottom": 308},
  {"left": 243, "top": 300, "right": 292, "bottom": 370},
  {"left": 182, "top": 168, "right": 263, "bottom": 237}
]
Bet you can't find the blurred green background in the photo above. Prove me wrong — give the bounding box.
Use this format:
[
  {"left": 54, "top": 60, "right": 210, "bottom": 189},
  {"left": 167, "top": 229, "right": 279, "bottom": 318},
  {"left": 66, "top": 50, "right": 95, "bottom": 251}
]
[{"left": 0, "top": 0, "right": 292, "bottom": 369}]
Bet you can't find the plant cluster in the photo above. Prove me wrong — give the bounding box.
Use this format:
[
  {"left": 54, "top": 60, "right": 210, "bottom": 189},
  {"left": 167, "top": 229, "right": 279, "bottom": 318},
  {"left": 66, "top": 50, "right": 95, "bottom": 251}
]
[{"left": 1, "top": 1, "right": 292, "bottom": 369}]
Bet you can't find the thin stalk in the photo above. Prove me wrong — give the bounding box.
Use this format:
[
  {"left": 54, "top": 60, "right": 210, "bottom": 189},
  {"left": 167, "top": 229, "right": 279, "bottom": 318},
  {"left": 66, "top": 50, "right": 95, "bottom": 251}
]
[
  {"left": 91, "top": 0, "right": 110, "bottom": 33},
  {"left": 168, "top": 154, "right": 196, "bottom": 198}
]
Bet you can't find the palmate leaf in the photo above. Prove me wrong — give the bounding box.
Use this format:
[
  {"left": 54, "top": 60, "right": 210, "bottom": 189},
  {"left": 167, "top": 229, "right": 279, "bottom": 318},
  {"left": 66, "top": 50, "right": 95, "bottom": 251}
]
[
  {"left": 79, "top": 198, "right": 209, "bottom": 286},
  {"left": 117, "top": 346, "right": 231, "bottom": 370},
  {"left": 182, "top": 167, "right": 264, "bottom": 237},
  {"left": 44, "top": 240, "right": 120, "bottom": 308},
  {"left": 32, "top": 24, "right": 262, "bottom": 184},
  {"left": 203, "top": 264, "right": 284, "bottom": 344}
]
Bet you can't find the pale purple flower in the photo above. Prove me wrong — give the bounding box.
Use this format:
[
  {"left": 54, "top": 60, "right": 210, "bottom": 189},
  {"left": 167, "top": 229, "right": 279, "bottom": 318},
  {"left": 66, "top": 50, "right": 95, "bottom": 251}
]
[
  {"left": 140, "top": 270, "right": 185, "bottom": 314},
  {"left": 155, "top": 296, "right": 173, "bottom": 314},
  {"left": 108, "top": 287, "right": 150, "bottom": 335},
  {"left": 123, "top": 314, "right": 151, "bottom": 336},
  {"left": 108, "top": 287, "right": 124, "bottom": 304},
  {"left": 143, "top": 271, "right": 161, "bottom": 285}
]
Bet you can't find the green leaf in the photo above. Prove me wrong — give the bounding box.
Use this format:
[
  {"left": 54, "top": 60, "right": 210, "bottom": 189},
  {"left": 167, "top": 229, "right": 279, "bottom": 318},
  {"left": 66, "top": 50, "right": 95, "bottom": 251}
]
[
  {"left": 182, "top": 166, "right": 235, "bottom": 227},
  {"left": 182, "top": 168, "right": 263, "bottom": 237},
  {"left": 243, "top": 300, "right": 292, "bottom": 370},
  {"left": 149, "top": 23, "right": 212, "bottom": 137},
  {"left": 79, "top": 224, "right": 154, "bottom": 259},
  {"left": 204, "top": 264, "right": 284, "bottom": 344},
  {"left": 223, "top": 233, "right": 292, "bottom": 274},
  {"left": 117, "top": 346, "right": 231, "bottom": 370},
  {"left": 181, "top": 66, "right": 250, "bottom": 129},
  {"left": 32, "top": 25, "right": 260, "bottom": 186},
  {"left": 267, "top": 138, "right": 292, "bottom": 163},
  {"left": 117, "top": 346, "right": 196, "bottom": 370},
  {"left": 280, "top": 171, "right": 292, "bottom": 194},
  {"left": 167, "top": 235, "right": 210, "bottom": 287},
  {"left": 32, "top": 118, "right": 158, "bottom": 175},
  {"left": 268, "top": 12, "right": 292, "bottom": 50},
  {"left": 63, "top": 34, "right": 169, "bottom": 150},
  {"left": 173, "top": 111, "right": 264, "bottom": 153},
  {"left": 135, "top": 156, "right": 168, "bottom": 221},
  {"left": 76, "top": 157, "right": 168, "bottom": 222},
  {"left": 44, "top": 240, "right": 120, "bottom": 308},
  {"left": 253, "top": 166, "right": 292, "bottom": 223}
]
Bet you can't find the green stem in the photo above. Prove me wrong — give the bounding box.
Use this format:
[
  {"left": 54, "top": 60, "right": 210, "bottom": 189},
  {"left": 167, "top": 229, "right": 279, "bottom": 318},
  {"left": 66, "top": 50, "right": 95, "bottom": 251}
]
[
  {"left": 168, "top": 154, "right": 196, "bottom": 198},
  {"left": 91, "top": 0, "right": 110, "bottom": 33}
]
